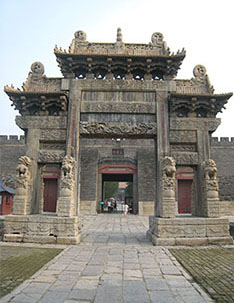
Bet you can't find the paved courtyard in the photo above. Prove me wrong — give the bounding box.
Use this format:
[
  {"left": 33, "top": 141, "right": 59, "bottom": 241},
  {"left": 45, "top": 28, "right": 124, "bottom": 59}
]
[{"left": 1, "top": 214, "right": 213, "bottom": 303}]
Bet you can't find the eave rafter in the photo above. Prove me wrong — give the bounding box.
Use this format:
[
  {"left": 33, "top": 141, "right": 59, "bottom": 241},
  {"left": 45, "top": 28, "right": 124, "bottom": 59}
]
[
  {"left": 169, "top": 93, "right": 233, "bottom": 117},
  {"left": 54, "top": 52, "right": 185, "bottom": 80}
]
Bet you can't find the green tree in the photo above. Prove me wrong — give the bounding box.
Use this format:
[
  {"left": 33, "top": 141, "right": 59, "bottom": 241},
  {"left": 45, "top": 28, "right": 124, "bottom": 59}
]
[
  {"left": 104, "top": 182, "right": 118, "bottom": 200},
  {"left": 125, "top": 182, "right": 133, "bottom": 197}
]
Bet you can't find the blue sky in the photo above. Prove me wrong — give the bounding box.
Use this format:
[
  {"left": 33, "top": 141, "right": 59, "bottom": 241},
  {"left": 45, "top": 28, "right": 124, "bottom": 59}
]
[{"left": 1, "top": 0, "right": 233, "bottom": 137}]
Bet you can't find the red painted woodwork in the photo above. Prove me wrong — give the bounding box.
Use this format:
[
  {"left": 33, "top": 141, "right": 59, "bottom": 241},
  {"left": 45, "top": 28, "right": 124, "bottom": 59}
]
[
  {"left": 42, "top": 169, "right": 60, "bottom": 179},
  {"left": 178, "top": 179, "right": 192, "bottom": 214},
  {"left": 43, "top": 178, "right": 57, "bottom": 212},
  {"left": 0, "top": 194, "right": 13, "bottom": 215},
  {"left": 98, "top": 164, "right": 136, "bottom": 174}
]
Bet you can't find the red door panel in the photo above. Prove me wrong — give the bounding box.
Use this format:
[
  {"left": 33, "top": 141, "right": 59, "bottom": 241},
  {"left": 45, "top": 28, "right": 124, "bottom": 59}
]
[
  {"left": 178, "top": 180, "right": 192, "bottom": 214},
  {"left": 43, "top": 179, "right": 57, "bottom": 212}
]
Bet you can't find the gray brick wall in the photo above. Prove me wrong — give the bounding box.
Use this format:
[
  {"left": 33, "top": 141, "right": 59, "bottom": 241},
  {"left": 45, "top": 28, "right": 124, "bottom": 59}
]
[
  {"left": 137, "top": 150, "right": 156, "bottom": 202},
  {"left": 211, "top": 137, "right": 234, "bottom": 200},
  {"left": 79, "top": 148, "right": 98, "bottom": 201},
  {"left": 0, "top": 136, "right": 26, "bottom": 188}
]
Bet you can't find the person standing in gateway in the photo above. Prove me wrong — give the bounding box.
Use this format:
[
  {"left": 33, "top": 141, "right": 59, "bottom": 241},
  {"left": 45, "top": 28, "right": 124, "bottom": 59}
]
[{"left": 123, "top": 203, "right": 129, "bottom": 216}]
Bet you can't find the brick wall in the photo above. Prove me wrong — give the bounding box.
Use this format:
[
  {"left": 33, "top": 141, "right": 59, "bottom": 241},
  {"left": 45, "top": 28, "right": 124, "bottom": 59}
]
[
  {"left": 137, "top": 149, "right": 156, "bottom": 202},
  {"left": 79, "top": 147, "right": 98, "bottom": 201},
  {"left": 0, "top": 136, "right": 26, "bottom": 188},
  {"left": 211, "top": 137, "right": 234, "bottom": 201}
]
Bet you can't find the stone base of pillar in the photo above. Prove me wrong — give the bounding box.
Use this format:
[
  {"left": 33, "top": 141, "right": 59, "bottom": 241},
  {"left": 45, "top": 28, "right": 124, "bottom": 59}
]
[
  {"left": 202, "top": 198, "right": 220, "bottom": 217},
  {"left": 13, "top": 196, "right": 31, "bottom": 215},
  {"left": 57, "top": 197, "right": 75, "bottom": 217},
  {"left": 147, "top": 216, "right": 233, "bottom": 246},
  {"left": 3, "top": 215, "right": 82, "bottom": 245},
  {"left": 159, "top": 197, "right": 177, "bottom": 218}
]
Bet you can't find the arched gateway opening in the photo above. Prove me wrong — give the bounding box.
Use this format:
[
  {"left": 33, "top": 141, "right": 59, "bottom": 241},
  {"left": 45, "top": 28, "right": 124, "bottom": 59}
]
[{"left": 98, "top": 164, "right": 137, "bottom": 214}]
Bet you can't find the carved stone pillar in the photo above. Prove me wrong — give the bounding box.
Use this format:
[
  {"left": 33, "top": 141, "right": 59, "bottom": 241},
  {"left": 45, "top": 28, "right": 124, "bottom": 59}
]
[
  {"left": 25, "top": 128, "right": 40, "bottom": 214},
  {"left": 155, "top": 90, "right": 170, "bottom": 216},
  {"left": 57, "top": 156, "right": 76, "bottom": 216},
  {"left": 13, "top": 156, "right": 32, "bottom": 215},
  {"left": 158, "top": 156, "right": 177, "bottom": 218},
  {"left": 201, "top": 159, "right": 220, "bottom": 217}
]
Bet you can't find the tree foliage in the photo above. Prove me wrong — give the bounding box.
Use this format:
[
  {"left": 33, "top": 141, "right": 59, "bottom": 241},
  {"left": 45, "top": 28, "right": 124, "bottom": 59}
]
[
  {"left": 103, "top": 182, "right": 118, "bottom": 200},
  {"left": 125, "top": 182, "right": 133, "bottom": 197}
]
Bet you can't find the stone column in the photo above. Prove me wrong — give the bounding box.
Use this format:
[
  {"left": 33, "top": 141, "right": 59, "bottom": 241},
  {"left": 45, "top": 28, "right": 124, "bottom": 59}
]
[
  {"left": 159, "top": 156, "right": 177, "bottom": 217},
  {"left": 13, "top": 156, "right": 32, "bottom": 215},
  {"left": 201, "top": 159, "right": 220, "bottom": 217},
  {"left": 12, "top": 127, "right": 40, "bottom": 215},
  {"left": 26, "top": 128, "right": 40, "bottom": 214},
  {"left": 195, "top": 120, "right": 220, "bottom": 216},
  {"left": 62, "top": 79, "right": 81, "bottom": 215},
  {"left": 155, "top": 90, "right": 170, "bottom": 216},
  {"left": 57, "top": 156, "right": 76, "bottom": 216}
]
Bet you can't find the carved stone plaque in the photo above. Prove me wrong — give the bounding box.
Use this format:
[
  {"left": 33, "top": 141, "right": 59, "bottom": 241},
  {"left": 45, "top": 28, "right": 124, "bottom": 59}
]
[
  {"left": 170, "top": 130, "right": 197, "bottom": 143},
  {"left": 81, "top": 102, "right": 156, "bottom": 114}
]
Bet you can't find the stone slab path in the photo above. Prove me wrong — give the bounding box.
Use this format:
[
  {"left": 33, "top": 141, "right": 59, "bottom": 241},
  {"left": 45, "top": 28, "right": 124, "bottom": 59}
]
[{"left": 1, "top": 214, "right": 213, "bottom": 303}]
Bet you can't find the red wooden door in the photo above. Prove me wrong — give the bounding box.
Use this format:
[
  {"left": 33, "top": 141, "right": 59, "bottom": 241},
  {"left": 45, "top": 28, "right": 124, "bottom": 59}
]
[
  {"left": 178, "top": 180, "right": 192, "bottom": 214},
  {"left": 43, "top": 179, "right": 57, "bottom": 212}
]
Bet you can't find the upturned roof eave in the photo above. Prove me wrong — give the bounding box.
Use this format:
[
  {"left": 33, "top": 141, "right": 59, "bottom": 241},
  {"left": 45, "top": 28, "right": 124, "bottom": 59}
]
[
  {"left": 4, "top": 88, "right": 66, "bottom": 97},
  {"left": 170, "top": 92, "right": 233, "bottom": 99}
]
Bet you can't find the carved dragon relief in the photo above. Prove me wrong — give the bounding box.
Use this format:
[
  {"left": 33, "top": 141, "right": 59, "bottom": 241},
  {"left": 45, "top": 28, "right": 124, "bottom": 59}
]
[
  {"left": 79, "top": 122, "right": 157, "bottom": 136},
  {"left": 38, "top": 151, "right": 65, "bottom": 163}
]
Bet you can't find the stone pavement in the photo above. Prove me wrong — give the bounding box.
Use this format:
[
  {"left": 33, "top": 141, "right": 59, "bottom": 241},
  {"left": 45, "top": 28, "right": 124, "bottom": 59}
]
[{"left": 1, "top": 214, "right": 213, "bottom": 303}]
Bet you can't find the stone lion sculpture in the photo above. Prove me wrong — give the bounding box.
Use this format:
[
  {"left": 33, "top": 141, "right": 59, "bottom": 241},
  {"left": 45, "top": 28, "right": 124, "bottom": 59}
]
[
  {"left": 161, "top": 156, "right": 176, "bottom": 191},
  {"left": 204, "top": 159, "right": 217, "bottom": 180},
  {"left": 60, "top": 156, "right": 75, "bottom": 192},
  {"left": 162, "top": 156, "right": 176, "bottom": 178},
  {"left": 17, "top": 156, "right": 31, "bottom": 177},
  {"left": 61, "top": 156, "right": 74, "bottom": 178}
]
